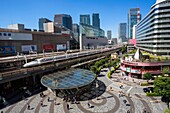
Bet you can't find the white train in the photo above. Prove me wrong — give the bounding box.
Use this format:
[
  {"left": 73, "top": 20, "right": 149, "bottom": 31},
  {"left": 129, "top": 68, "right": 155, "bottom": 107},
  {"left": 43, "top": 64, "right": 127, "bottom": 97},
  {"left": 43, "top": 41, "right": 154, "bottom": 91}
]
[
  {"left": 23, "top": 50, "right": 103, "bottom": 67},
  {"left": 23, "top": 47, "right": 118, "bottom": 68}
]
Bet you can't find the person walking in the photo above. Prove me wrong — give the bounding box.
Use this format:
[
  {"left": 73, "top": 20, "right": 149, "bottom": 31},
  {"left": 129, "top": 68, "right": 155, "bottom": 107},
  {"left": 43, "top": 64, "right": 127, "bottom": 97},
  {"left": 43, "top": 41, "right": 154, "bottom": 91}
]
[
  {"left": 27, "top": 103, "right": 30, "bottom": 110},
  {"left": 48, "top": 97, "right": 50, "bottom": 102},
  {"left": 87, "top": 102, "right": 91, "bottom": 108},
  {"left": 41, "top": 100, "right": 43, "bottom": 107},
  {"left": 127, "top": 110, "right": 130, "bottom": 113},
  {"left": 67, "top": 103, "right": 69, "bottom": 110}
]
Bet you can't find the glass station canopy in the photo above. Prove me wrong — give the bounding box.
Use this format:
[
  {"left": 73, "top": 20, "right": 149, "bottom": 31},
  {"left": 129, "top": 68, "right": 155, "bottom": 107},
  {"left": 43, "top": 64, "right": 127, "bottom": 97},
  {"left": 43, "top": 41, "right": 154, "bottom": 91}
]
[{"left": 41, "top": 69, "right": 96, "bottom": 89}]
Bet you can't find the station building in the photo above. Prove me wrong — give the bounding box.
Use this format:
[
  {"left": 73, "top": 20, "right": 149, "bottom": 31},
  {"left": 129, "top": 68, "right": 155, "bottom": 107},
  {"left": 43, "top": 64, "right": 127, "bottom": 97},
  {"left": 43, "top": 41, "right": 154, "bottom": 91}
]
[{"left": 0, "top": 28, "right": 70, "bottom": 56}]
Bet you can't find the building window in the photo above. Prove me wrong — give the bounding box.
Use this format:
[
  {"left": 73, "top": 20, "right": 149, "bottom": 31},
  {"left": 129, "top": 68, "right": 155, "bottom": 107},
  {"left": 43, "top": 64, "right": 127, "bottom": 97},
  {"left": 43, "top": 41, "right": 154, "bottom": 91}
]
[
  {"left": 3, "top": 33, "right": 7, "bottom": 36},
  {"left": 8, "top": 33, "right": 11, "bottom": 36},
  {"left": 0, "top": 33, "right": 2, "bottom": 36}
]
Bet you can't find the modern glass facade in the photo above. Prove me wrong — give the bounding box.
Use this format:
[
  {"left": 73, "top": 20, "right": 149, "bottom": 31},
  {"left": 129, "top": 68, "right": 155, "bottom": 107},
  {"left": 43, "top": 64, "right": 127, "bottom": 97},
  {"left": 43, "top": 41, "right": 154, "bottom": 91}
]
[
  {"left": 118, "top": 23, "right": 127, "bottom": 42},
  {"left": 92, "top": 13, "right": 100, "bottom": 28},
  {"left": 107, "top": 30, "right": 112, "bottom": 40},
  {"left": 128, "top": 8, "right": 141, "bottom": 39},
  {"left": 136, "top": 0, "right": 170, "bottom": 55},
  {"left": 54, "top": 14, "right": 72, "bottom": 30},
  {"left": 80, "top": 15, "right": 90, "bottom": 25},
  {"left": 80, "top": 23, "right": 105, "bottom": 37},
  {"left": 38, "top": 18, "right": 52, "bottom": 31}
]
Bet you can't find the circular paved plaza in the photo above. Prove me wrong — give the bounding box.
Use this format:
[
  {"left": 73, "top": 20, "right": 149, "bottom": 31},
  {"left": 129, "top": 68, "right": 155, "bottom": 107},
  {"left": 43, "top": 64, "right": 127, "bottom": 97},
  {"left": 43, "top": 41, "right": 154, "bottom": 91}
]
[{"left": 0, "top": 68, "right": 167, "bottom": 113}]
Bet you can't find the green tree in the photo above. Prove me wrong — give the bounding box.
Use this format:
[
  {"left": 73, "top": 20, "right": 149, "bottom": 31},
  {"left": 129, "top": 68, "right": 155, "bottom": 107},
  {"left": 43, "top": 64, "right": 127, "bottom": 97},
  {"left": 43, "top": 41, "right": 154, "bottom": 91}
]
[
  {"left": 90, "top": 66, "right": 100, "bottom": 76},
  {"left": 154, "top": 77, "right": 170, "bottom": 108},
  {"left": 163, "top": 66, "right": 169, "bottom": 77},
  {"left": 143, "top": 72, "right": 152, "bottom": 83}
]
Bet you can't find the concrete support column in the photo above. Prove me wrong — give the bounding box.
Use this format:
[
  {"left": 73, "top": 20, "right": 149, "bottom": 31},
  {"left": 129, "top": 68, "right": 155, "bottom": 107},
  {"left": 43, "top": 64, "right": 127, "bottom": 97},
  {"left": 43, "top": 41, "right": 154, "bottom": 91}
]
[{"left": 79, "top": 33, "right": 83, "bottom": 51}]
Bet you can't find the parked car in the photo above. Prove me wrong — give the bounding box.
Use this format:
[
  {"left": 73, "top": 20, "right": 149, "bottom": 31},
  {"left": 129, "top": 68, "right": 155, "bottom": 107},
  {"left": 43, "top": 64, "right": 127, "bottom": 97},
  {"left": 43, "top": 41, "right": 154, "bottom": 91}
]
[{"left": 143, "top": 87, "right": 154, "bottom": 93}]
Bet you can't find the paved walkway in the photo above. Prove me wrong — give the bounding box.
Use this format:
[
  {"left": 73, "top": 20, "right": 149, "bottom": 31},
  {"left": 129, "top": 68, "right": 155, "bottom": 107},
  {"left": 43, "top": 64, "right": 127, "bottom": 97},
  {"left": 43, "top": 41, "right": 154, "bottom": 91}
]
[{"left": 0, "top": 68, "right": 167, "bottom": 113}]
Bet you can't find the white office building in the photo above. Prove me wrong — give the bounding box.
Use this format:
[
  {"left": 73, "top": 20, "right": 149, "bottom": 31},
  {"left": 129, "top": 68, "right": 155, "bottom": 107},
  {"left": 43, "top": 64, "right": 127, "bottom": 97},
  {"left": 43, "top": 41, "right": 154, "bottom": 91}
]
[{"left": 136, "top": 0, "right": 170, "bottom": 56}]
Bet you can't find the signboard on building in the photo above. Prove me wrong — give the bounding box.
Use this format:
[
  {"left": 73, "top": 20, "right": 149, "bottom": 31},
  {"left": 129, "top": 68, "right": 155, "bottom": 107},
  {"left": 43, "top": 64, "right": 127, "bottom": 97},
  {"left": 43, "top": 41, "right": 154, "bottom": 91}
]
[
  {"left": 0, "top": 46, "right": 16, "bottom": 54},
  {"left": 43, "top": 44, "right": 54, "bottom": 50},
  {"left": 131, "top": 69, "right": 141, "bottom": 74},
  {"left": 56, "top": 44, "right": 66, "bottom": 51},
  {"left": 126, "top": 67, "right": 131, "bottom": 72},
  {"left": 21, "top": 45, "right": 37, "bottom": 52},
  {"left": 0, "top": 32, "right": 32, "bottom": 40}
]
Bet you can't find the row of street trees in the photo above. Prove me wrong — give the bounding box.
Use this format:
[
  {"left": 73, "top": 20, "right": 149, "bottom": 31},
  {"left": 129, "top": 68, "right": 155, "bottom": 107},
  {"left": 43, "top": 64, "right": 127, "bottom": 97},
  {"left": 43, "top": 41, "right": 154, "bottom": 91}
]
[{"left": 143, "top": 67, "right": 170, "bottom": 109}]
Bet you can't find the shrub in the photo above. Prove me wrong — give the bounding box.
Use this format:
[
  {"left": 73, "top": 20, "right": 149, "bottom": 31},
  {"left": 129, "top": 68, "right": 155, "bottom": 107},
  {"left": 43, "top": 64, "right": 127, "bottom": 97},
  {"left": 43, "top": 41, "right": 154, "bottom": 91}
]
[
  {"left": 107, "top": 72, "right": 111, "bottom": 78},
  {"left": 140, "top": 82, "right": 152, "bottom": 86},
  {"left": 146, "top": 92, "right": 161, "bottom": 96},
  {"left": 164, "top": 109, "right": 170, "bottom": 113}
]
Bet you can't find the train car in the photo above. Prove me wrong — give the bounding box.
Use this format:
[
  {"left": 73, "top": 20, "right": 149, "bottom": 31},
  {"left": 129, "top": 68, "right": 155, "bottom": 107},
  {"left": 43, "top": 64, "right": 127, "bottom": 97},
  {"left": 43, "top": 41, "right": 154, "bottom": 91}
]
[{"left": 23, "top": 48, "right": 110, "bottom": 68}]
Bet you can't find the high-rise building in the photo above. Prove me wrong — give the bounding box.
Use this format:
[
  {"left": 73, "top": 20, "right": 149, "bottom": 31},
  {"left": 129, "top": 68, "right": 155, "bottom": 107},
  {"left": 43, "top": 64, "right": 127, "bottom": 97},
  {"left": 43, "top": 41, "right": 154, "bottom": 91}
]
[
  {"left": 107, "top": 30, "right": 112, "bottom": 40},
  {"left": 80, "top": 15, "right": 90, "bottom": 25},
  {"left": 54, "top": 14, "right": 72, "bottom": 30},
  {"left": 118, "top": 23, "right": 127, "bottom": 42},
  {"left": 38, "top": 18, "right": 52, "bottom": 31},
  {"left": 8, "top": 24, "right": 25, "bottom": 30},
  {"left": 43, "top": 22, "right": 54, "bottom": 33},
  {"left": 92, "top": 13, "right": 100, "bottom": 28},
  {"left": 128, "top": 8, "right": 141, "bottom": 39},
  {"left": 136, "top": 0, "right": 170, "bottom": 56}
]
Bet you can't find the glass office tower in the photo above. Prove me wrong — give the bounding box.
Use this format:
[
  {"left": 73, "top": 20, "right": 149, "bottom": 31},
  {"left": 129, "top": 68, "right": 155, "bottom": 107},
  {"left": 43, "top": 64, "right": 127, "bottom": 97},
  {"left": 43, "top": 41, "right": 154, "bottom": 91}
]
[
  {"left": 38, "top": 18, "right": 52, "bottom": 31},
  {"left": 128, "top": 8, "right": 141, "bottom": 39},
  {"left": 80, "top": 15, "right": 90, "bottom": 25},
  {"left": 118, "top": 23, "right": 127, "bottom": 42},
  {"left": 136, "top": 0, "right": 170, "bottom": 55},
  {"left": 54, "top": 14, "right": 72, "bottom": 30},
  {"left": 92, "top": 13, "right": 100, "bottom": 29}
]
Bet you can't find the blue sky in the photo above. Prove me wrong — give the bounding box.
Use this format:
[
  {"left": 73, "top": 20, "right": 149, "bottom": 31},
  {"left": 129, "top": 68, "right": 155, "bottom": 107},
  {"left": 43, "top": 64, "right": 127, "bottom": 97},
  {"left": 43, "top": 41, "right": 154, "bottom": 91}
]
[{"left": 0, "top": 0, "right": 155, "bottom": 37}]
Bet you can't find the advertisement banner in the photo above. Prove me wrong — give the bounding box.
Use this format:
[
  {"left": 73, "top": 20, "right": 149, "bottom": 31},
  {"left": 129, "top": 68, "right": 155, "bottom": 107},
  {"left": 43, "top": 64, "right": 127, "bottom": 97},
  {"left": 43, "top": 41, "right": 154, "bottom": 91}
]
[
  {"left": 21, "top": 45, "right": 37, "bottom": 52},
  {"left": 56, "top": 44, "right": 66, "bottom": 51},
  {"left": 43, "top": 44, "right": 54, "bottom": 50},
  {"left": 0, "top": 46, "right": 16, "bottom": 54},
  {"left": 0, "top": 32, "right": 32, "bottom": 40}
]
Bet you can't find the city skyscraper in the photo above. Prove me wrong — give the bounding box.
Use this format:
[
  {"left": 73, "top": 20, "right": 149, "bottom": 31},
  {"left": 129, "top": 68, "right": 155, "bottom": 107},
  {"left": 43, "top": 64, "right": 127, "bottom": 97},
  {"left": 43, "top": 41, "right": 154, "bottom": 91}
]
[
  {"left": 128, "top": 8, "right": 141, "bottom": 39},
  {"left": 118, "top": 23, "right": 127, "bottom": 42},
  {"left": 38, "top": 18, "right": 52, "bottom": 31},
  {"left": 80, "top": 15, "right": 90, "bottom": 25},
  {"left": 92, "top": 13, "right": 100, "bottom": 29},
  {"left": 107, "top": 30, "right": 112, "bottom": 40},
  {"left": 54, "top": 14, "right": 72, "bottom": 30}
]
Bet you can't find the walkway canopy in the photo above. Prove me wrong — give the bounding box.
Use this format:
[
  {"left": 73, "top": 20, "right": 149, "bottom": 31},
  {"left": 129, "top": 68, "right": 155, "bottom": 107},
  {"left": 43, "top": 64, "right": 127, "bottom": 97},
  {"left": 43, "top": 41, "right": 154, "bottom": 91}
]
[{"left": 41, "top": 69, "right": 96, "bottom": 89}]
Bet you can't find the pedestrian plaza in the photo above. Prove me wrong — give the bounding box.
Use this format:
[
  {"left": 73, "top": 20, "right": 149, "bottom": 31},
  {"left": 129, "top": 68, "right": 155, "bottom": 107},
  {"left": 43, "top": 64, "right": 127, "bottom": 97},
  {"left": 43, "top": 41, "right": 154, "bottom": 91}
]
[{"left": 0, "top": 68, "right": 167, "bottom": 113}]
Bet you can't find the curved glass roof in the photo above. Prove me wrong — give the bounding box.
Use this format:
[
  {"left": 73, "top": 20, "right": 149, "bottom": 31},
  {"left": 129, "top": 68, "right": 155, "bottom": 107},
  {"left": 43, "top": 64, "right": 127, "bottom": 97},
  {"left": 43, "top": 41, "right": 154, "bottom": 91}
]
[{"left": 41, "top": 69, "right": 96, "bottom": 89}]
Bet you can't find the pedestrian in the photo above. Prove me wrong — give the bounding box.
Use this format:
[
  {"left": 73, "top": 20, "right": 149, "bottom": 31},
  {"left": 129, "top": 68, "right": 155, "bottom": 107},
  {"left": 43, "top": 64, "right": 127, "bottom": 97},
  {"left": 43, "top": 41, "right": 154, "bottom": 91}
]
[
  {"left": 87, "top": 102, "right": 91, "bottom": 108},
  {"left": 67, "top": 103, "right": 69, "bottom": 110},
  {"left": 127, "top": 110, "right": 130, "bottom": 113},
  {"left": 27, "top": 103, "right": 30, "bottom": 110},
  {"left": 41, "top": 100, "right": 43, "bottom": 107},
  {"left": 123, "top": 99, "right": 127, "bottom": 104},
  {"left": 48, "top": 97, "right": 50, "bottom": 102},
  {"left": 142, "top": 108, "right": 147, "bottom": 113}
]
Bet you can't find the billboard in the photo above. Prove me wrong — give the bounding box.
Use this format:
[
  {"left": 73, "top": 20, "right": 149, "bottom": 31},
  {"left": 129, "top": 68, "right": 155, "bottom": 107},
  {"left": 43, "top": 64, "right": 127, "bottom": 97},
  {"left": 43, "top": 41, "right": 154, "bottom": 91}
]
[
  {"left": 0, "top": 32, "right": 32, "bottom": 40},
  {"left": 43, "top": 44, "right": 54, "bottom": 50},
  {"left": 21, "top": 45, "right": 37, "bottom": 52},
  {"left": 56, "top": 44, "right": 66, "bottom": 51},
  {"left": 0, "top": 46, "right": 16, "bottom": 54}
]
